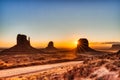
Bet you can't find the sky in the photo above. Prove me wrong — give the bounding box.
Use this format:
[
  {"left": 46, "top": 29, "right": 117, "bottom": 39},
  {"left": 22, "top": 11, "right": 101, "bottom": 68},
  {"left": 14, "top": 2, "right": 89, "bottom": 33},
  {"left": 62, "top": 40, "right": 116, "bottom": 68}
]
[{"left": 0, "top": 0, "right": 120, "bottom": 48}]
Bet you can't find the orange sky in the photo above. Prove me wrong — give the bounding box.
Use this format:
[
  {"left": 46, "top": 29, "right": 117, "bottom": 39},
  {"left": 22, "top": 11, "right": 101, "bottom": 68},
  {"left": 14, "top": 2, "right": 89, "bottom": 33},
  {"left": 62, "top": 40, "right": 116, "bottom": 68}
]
[{"left": 0, "top": 40, "right": 112, "bottom": 49}]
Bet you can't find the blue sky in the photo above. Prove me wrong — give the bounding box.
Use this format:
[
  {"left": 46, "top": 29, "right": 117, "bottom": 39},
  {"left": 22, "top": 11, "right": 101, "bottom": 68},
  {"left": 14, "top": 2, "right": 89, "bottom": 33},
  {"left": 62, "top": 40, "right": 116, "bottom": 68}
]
[{"left": 0, "top": 0, "right": 120, "bottom": 48}]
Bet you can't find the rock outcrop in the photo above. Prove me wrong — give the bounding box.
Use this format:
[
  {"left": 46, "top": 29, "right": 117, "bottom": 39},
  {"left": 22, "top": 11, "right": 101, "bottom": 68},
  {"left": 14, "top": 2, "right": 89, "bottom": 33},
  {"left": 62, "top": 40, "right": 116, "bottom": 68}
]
[
  {"left": 0, "top": 34, "right": 40, "bottom": 55},
  {"left": 46, "top": 41, "right": 57, "bottom": 50},
  {"left": 76, "top": 38, "right": 95, "bottom": 53},
  {"left": 110, "top": 44, "right": 120, "bottom": 50},
  {"left": 116, "top": 50, "right": 120, "bottom": 55},
  {"left": 17, "top": 34, "right": 30, "bottom": 46}
]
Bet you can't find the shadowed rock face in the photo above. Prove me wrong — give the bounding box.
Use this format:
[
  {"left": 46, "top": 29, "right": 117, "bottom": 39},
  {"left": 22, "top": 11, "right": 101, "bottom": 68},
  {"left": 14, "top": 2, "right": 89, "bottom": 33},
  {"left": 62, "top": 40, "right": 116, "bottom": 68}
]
[
  {"left": 48, "top": 41, "right": 54, "bottom": 48},
  {"left": 76, "top": 38, "right": 95, "bottom": 53},
  {"left": 17, "top": 34, "right": 30, "bottom": 46},
  {"left": 116, "top": 50, "right": 120, "bottom": 55},
  {"left": 46, "top": 41, "right": 57, "bottom": 50},
  {"left": 111, "top": 44, "right": 120, "bottom": 50},
  {"left": 0, "top": 34, "right": 40, "bottom": 54}
]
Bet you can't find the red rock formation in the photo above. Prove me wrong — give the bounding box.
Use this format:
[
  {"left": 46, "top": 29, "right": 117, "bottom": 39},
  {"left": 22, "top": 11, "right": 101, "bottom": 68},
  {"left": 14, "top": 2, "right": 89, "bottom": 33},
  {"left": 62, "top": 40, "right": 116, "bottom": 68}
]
[
  {"left": 0, "top": 34, "right": 40, "bottom": 54},
  {"left": 17, "top": 34, "right": 30, "bottom": 46},
  {"left": 76, "top": 38, "right": 95, "bottom": 53},
  {"left": 46, "top": 41, "right": 57, "bottom": 50}
]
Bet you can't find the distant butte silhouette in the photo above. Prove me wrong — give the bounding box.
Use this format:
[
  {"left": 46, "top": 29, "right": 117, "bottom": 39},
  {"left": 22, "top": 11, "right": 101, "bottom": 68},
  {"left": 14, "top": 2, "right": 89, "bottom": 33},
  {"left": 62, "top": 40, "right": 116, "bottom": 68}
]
[
  {"left": 45, "top": 41, "right": 57, "bottom": 50},
  {"left": 17, "top": 34, "right": 30, "bottom": 47},
  {"left": 0, "top": 34, "right": 40, "bottom": 55},
  {"left": 110, "top": 44, "right": 120, "bottom": 50},
  {"left": 76, "top": 38, "right": 95, "bottom": 53}
]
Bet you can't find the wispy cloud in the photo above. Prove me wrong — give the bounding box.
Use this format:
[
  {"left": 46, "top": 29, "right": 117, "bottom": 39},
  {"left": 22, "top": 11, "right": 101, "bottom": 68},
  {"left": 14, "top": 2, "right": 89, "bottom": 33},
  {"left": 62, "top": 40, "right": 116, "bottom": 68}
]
[{"left": 101, "top": 42, "right": 120, "bottom": 44}]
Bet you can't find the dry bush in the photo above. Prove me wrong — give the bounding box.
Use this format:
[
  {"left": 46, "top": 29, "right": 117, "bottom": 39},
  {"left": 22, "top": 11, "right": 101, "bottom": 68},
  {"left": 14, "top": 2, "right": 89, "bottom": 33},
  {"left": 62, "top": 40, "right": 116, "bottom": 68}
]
[{"left": 113, "top": 61, "right": 120, "bottom": 67}]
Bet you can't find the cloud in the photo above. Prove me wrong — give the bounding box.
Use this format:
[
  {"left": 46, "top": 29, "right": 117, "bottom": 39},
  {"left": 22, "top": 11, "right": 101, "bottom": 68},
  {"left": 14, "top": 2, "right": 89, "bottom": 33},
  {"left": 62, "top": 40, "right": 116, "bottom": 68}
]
[{"left": 101, "top": 42, "right": 120, "bottom": 45}]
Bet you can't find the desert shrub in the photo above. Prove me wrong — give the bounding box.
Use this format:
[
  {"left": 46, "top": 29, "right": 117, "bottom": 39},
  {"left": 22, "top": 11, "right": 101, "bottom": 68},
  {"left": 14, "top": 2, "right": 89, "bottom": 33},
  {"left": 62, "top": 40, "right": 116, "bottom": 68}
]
[
  {"left": 113, "top": 61, "right": 120, "bottom": 67},
  {"left": 96, "top": 60, "right": 107, "bottom": 66},
  {"left": 96, "top": 77, "right": 105, "bottom": 80},
  {"left": 90, "top": 74, "right": 97, "bottom": 79},
  {"left": 77, "top": 66, "right": 91, "bottom": 78},
  {"left": 105, "top": 63, "right": 118, "bottom": 71},
  {"left": 27, "top": 75, "right": 37, "bottom": 80},
  {"left": 118, "top": 71, "right": 120, "bottom": 78},
  {"left": 64, "top": 72, "right": 74, "bottom": 80},
  {"left": 0, "top": 60, "right": 7, "bottom": 69}
]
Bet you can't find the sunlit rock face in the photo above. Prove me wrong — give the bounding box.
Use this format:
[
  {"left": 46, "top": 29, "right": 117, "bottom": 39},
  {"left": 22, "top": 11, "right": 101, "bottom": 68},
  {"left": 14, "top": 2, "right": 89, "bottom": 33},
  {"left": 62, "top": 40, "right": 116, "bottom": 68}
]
[
  {"left": 0, "top": 34, "right": 40, "bottom": 54},
  {"left": 76, "top": 38, "right": 95, "bottom": 53},
  {"left": 46, "top": 41, "right": 57, "bottom": 50}
]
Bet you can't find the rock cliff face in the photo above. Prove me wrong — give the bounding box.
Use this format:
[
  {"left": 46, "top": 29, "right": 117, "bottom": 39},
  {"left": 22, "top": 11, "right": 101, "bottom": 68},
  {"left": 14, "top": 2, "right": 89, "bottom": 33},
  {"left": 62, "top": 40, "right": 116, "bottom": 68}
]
[
  {"left": 76, "top": 38, "right": 95, "bottom": 53},
  {"left": 0, "top": 34, "right": 40, "bottom": 54}
]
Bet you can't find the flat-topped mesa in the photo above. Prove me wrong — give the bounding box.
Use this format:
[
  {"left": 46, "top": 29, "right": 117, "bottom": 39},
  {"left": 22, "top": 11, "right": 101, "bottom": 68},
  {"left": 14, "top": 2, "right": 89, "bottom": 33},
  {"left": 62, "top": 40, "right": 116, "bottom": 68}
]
[
  {"left": 111, "top": 44, "right": 120, "bottom": 50},
  {"left": 17, "top": 34, "right": 30, "bottom": 46},
  {"left": 46, "top": 41, "right": 57, "bottom": 50},
  {"left": 76, "top": 38, "right": 95, "bottom": 53}
]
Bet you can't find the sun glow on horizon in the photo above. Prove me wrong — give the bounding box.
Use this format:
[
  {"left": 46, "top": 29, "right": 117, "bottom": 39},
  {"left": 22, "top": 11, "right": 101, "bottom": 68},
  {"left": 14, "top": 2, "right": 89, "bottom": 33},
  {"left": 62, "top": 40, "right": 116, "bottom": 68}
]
[
  {"left": 0, "top": 40, "right": 115, "bottom": 49},
  {"left": 74, "top": 41, "right": 78, "bottom": 45}
]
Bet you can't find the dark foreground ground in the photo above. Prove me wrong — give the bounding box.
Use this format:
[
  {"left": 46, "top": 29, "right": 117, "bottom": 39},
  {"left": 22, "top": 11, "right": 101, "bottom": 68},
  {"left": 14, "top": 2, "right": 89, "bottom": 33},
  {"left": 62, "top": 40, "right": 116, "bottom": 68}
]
[{"left": 0, "top": 48, "right": 120, "bottom": 80}]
